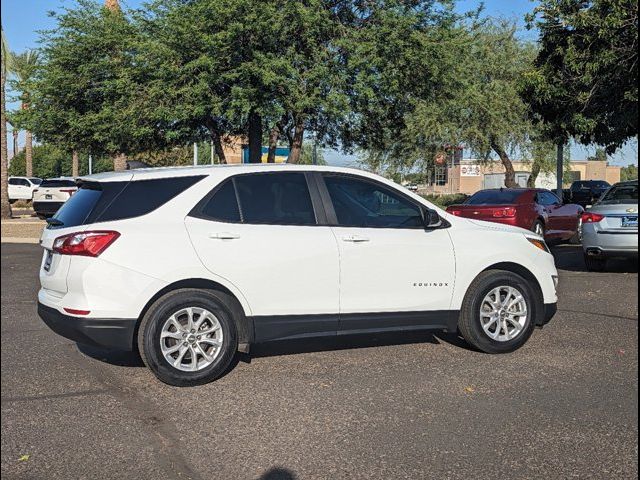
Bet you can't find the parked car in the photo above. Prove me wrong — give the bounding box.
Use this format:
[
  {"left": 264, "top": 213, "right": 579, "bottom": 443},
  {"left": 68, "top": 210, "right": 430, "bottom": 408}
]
[
  {"left": 37, "top": 165, "right": 558, "bottom": 386},
  {"left": 446, "top": 188, "right": 584, "bottom": 243},
  {"left": 565, "top": 180, "right": 611, "bottom": 207},
  {"left": 33, "top": 178, "right": 78, "bottom": 219},
  {"left": 8, "top": 176, "right": 42, "bottom": 203},
  {"left": 581, "top": 180, "right": 638, "bottom": 271}
]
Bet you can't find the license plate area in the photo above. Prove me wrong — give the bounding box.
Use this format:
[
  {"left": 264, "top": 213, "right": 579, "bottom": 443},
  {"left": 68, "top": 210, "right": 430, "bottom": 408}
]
[
  {"left": 45, "top": 194, "right": 52, "bottom": 200},
  {"left": 43, "top": 250, "right": 53, "bottom": 272},
  {"left": 621, "top": 216, "right": 638, "bottom": 228}
]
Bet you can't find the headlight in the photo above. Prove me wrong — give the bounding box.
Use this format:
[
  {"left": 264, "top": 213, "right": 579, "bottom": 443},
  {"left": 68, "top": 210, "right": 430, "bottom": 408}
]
[{"left": 527, "top": 237, "right": 550, "bottom": 253}]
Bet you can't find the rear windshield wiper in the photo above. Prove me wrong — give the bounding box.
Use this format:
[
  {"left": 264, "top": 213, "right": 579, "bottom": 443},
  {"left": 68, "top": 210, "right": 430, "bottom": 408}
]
[{"left": 46, "top": 218, "right": 64, "bottom": 227}]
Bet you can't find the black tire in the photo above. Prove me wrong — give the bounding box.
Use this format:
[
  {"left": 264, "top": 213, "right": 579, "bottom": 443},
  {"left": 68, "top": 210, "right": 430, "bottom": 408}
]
[
  {"left": 137, "top": 288, "right": 238, "bottom": 386},
  {"left": 584, "top": 254, "right": 607, "bottom": 272},
  {"left": 531, "top": 220, "right": 545, "bottom": 237},
  {"left": 458, "top": 270, "right": 538, "bottom": 354}
]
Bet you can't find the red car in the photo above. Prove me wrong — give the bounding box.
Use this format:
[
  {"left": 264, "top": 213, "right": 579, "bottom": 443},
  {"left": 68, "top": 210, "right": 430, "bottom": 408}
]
[{"left": 446, "top": 188, "right": 584, "bottom": 242}]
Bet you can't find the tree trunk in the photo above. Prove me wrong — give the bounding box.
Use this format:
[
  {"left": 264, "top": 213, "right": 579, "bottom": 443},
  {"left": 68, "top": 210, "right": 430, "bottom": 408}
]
[
  {"left": 527, "top": 160, "right": 541, "bottom": 188},
  {"left": 490, "top": 140, "right": 517, "bottom": 188},
  {"left": 1, "top": 70, "right": 12, "bottom": 219},
  {"left": 206, "top": 122, "right": 227, "bottom": 164},
  {"left": 287, "top": 114, "right": 305, "bottom": 164},
  {"left": 12, "top": 129, "right": 18, "bottom": 157},
  {"left": 25, "top": 130, "right": 33, "bottom": 177},
  {"left": 267, "top": 114, "right": 288, "bottom": 163},
  {"left": 113, "top": 153, "right": 127, "bottom": 171},
  {"left": 72, "top": 150, "right": 79, "bottom": 177},
  {"left": 247, "top": 111, "right": 263, "bottom": 164}
]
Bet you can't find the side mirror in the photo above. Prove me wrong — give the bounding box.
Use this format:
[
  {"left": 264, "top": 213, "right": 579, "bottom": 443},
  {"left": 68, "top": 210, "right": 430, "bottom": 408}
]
[{"left": 424, "top": 208, "right": 443, "bottom": 229}]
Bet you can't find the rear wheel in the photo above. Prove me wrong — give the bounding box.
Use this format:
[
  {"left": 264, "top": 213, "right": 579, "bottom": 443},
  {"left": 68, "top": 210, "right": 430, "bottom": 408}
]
[
  {"left": 138, "top": 289, "right": 238, "bottom": 386},
  {"left": 584, "top": 254, "right": 607, "bottom": 272},
  {"left": 458, "top": 270, "right": 537, "bottom": 354}
]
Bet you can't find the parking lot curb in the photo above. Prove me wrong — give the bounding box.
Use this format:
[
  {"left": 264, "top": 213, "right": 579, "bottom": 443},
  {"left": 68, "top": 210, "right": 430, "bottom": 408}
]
[{"left": 1, "top": 237, "right": 40, "bottom": 244}]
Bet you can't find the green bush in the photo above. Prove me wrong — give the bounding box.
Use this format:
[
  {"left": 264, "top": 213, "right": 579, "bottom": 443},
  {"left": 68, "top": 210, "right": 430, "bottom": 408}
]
[{"left": 421, "top": 193, "right": 469, "bottom": 209}]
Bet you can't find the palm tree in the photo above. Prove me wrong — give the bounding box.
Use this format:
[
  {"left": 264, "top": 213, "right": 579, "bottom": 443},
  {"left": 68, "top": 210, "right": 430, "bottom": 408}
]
[
  {"left": 1, "top": 25, "right": 14, "bottom": 219},
  {"left": 12, "top": 50, "right": 40, "bottom": 178}
]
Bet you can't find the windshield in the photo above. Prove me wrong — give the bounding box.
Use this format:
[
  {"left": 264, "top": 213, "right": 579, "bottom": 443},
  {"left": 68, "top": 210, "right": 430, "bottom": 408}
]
[
  {"left": 465, "top": 190, "right": 524, "bottom": 205},
  {"left": 598, "top": 183, "right": 638, "bottom": 205}
]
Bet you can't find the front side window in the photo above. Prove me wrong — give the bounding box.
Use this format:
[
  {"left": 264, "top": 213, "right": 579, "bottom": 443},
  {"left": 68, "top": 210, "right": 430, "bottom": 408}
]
[
  {"left": 538, "top": 191, "right": 560, "bottom": 206},
  {"left": 324, "top": 175, "right": 423, "bottom": 228}
]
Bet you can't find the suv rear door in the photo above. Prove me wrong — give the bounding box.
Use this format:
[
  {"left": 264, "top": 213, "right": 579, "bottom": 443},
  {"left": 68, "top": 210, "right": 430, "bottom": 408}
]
[{"left": 185, "top": 172, "right": 340, "bottom": 342}]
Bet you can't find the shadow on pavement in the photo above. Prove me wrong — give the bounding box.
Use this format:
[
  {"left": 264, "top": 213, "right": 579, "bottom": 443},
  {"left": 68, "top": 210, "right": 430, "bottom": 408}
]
[
  {"left": 258, "top": 468, "right": 297, "bottom": 480},
  {"left": 77, "top": 329, "right": 474, "bottom": 369},
  {"left": 551, "top": 245, "right": 638, "bottom": 273}
]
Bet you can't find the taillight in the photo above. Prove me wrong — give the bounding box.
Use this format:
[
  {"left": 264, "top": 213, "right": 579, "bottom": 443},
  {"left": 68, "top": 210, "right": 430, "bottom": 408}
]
[
  {"left": 52, "top": 231, "right": 120, "bottom": 257},
  {"left": 493, "top": 207, "right": 517, "bottom": 218},
  {"left": 61, "top": 189, "right": 76, "bottom": 196},
  {"left": 582, "top": 212, "right": 605, "bottom": 224}
]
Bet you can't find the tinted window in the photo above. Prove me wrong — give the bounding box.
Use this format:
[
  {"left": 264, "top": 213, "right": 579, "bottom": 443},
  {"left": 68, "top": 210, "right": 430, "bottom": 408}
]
[
  {"left": 50, "top": 176, "right": 204, "bottom": 229},
  {"left": 96, "top": 176, "right": 205, "bottom": 223},
  {"left": 30, "top": 178, "right": 42, "bottom": 185},
  {"left": 465, "top": 190, "right": 524, "bottom": 205},
  {"left": 324, "top": 175, "right": 423, "bottom": 228},
  {"left": 52, "top": 185, "right": 104, "bottom": 228},
  {"left": 200, "top": 180, "right": 241, "bottom": 222},
  {"left": 537, "top": 192, "right": 561, "bottom": 206},
  {"left": 8, "top": 178, "right": 20, "bottom": 185},
  {"left": 234, "top": 173, "right": 316, "bottom": 225},
  {"left": 41, "top": 179, "right": 76, "bottom": 188},
  {"left": 599, "top": 183, "right": 638, "bottom": 205}
]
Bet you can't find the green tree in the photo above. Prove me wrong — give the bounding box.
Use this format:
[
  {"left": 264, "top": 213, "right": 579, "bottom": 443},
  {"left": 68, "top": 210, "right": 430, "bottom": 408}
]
[
  {"left": 1, "top": 25, "right": 14, "bottom": 218},
  {"left": 620, "top": 164, "right": 638, "bottom": 181},
  {"left": 20, "top": 0, "right": 164, "bottom": 171},
  {"left": 523, "top": 0, "right": 638, "bottom": 152},
  {"left": 587, "top": 147, "right": 607, "bottom": 162},
  {"left": 10, "top": 50, "right": 40, "bottom": 178}
]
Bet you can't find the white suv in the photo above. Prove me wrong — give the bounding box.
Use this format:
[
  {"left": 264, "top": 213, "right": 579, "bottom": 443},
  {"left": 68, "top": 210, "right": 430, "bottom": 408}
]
[
  {"left": 8, "top": 176, "right": 42, "bottom": 202},
  {"left": 38, "top": 165, "right": 558, "bottom": 386},
  {"left": 33, "top": 177, "right": 78, "bottom": 218}
]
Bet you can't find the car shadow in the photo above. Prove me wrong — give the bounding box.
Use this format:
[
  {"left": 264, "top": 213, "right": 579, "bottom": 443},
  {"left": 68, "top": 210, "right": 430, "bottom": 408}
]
[
  {"left": 78, "top": 329, "right": 475, "bottom": 370},
  {"left": 551, "top": 245, "right": 638, "bottom": 273}
]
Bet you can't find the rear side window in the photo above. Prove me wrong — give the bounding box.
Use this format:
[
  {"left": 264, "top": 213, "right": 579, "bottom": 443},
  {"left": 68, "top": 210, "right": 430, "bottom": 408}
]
[
  {"left": 193, "top": 172, "right": 316, "bottom": 226},
  {"left": 200, "top": 180, "right": 241, "bottom": 222},
  {"left": 465, "top": 190, "right": 524, "bottom": 205},
  {"left": 41, "top": 179, "right": 76, "bottom": 188},
  {"left": 50, "top": 176, "right": 205, "bottom": 229}
]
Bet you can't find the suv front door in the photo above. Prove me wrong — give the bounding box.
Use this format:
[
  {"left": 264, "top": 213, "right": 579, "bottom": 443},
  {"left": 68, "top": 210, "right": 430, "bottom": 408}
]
[
  {"left": 320, "top": 174, "right": 456, "bottom": 334},
  {"left": 185, "top": 172, "right": 340, "bottom": 342}
]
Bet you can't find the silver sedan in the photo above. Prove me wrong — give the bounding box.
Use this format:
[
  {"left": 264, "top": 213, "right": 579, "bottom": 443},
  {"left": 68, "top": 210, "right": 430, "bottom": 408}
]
[{"left": 581, "top": 180, "right": 638, "bottom": 271}]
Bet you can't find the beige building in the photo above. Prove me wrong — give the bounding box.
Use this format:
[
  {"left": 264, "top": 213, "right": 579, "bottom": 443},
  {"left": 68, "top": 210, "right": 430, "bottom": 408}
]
[{"left": 424, "top": 159, "right": 621, "bottom": 195}]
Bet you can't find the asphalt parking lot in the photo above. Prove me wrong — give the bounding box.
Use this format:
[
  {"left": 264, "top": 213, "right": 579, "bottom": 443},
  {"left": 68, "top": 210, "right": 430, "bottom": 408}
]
[{"left": 1, "top": 243, "right": 637, "bottom": 480}]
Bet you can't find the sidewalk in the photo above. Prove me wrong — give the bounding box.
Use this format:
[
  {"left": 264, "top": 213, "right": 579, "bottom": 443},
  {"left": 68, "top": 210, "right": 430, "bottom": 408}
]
[{"left": 1, "top": 216, "right": 45, "bottom": 243}]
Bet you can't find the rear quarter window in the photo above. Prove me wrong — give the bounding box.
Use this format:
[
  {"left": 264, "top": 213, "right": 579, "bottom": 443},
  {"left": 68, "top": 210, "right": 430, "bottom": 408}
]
[{"left": 50, "top": 175, "right": 205, "bottom": 228}]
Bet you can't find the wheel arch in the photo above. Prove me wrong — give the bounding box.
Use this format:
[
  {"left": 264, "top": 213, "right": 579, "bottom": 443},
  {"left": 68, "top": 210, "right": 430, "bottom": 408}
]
[
  {"left": 134, "top": 278, "right": 253, "bottom": 352},
  {"left": 479, "top": 262, "right": 546, "bottom": 326}
]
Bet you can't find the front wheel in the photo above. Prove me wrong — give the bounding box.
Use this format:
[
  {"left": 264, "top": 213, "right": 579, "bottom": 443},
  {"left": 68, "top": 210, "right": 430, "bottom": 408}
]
[
  {"left": 138, "top": 289, "right": 238, "bottom": 386},
  {"left": 458, "top": 270, "right": 537, "bottom": 354}
]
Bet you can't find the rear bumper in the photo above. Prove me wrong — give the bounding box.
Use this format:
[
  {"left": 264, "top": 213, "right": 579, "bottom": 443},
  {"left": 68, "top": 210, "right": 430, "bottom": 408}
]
[
  {"left": 38, "top": 302, "right": 136, "bottom": 351},
  {"left": 582, "top": 224, "right": 638, "bottom": 255},
  {"left": 33, "top": 201, "right": 65, "bottom": 216}
]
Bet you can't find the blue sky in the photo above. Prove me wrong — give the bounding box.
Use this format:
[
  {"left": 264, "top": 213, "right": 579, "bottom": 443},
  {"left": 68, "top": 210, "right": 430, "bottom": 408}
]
[{"left": 1, "top": 0, "right": 637, "bottom": 166}]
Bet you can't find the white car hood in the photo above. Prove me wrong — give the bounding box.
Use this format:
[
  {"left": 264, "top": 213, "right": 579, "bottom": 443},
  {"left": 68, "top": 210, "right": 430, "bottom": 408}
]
[{"left": 465, "top": 218, "right": 535, "bottom": 237}]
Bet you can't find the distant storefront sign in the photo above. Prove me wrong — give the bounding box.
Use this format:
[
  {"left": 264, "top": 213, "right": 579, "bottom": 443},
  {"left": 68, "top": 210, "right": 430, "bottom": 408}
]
[
  {"left": 461, "top": 165, "right": 481, "bottom": 177},
  {"left": 242, "top": 146, "right": 290, "bottom": 163}
]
